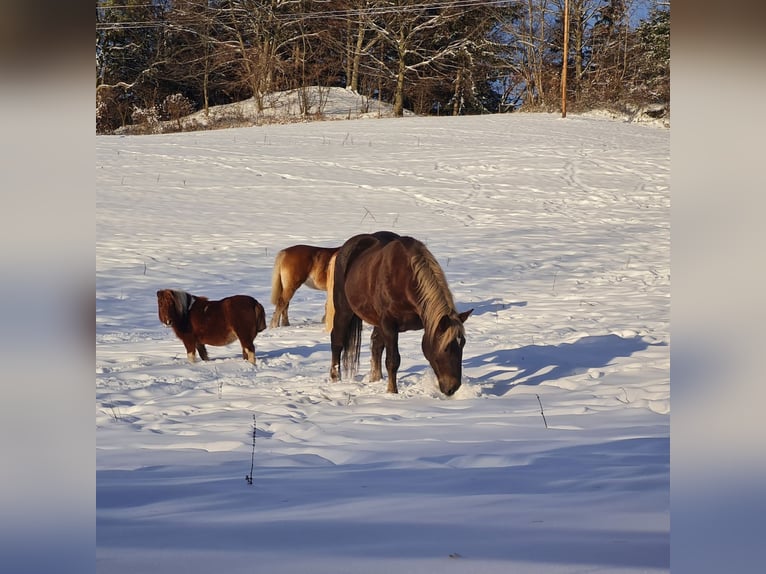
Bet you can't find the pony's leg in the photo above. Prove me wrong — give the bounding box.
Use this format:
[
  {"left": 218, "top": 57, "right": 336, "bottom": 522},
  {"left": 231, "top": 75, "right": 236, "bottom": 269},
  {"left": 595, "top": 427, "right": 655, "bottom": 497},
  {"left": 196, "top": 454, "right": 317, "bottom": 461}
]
[
  {"left": 240, "top": 340, "right": 256, "bottom": 364},
  {"left": 196, "top": 343, "right": 209, "bottom": 361},
  {"left": 369, "top": 327, "right": 384, "bottom": 382},
  {"left": 181, "top": 337, "right": 197, "bottom": 362}
]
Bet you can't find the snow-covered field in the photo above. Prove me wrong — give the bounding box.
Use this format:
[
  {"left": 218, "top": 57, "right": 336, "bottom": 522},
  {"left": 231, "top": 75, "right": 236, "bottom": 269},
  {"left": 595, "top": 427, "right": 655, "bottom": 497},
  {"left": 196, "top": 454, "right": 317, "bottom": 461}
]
[{"left": 97, "top": 108, "right": 669, "bottom": 573}]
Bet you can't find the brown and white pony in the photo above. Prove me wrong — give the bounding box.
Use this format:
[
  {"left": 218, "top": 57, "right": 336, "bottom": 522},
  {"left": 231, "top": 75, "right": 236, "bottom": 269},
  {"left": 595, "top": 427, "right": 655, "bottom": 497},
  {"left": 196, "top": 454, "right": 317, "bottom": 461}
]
[
  {"left": 269, "top": 244, "right": 340, "bottom": 328},
  {"left": 157, "top": 289, "right": 266, "bottom": 364},
  {"left": 327, "top": 231, "right": 471, "bottom": 396}
]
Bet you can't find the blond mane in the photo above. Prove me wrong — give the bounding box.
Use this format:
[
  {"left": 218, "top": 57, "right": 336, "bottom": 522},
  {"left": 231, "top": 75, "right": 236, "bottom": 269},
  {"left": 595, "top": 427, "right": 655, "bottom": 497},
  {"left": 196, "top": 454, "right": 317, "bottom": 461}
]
[{"left": 409, "top": 245, "right": 463, "bottom": 349}]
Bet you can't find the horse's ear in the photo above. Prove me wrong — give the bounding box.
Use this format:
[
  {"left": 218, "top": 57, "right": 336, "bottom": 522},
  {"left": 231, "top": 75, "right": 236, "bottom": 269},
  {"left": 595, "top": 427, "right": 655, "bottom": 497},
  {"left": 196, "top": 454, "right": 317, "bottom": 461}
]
[{"left": 458, "top": 308, "right": 473, "bottom": 323}]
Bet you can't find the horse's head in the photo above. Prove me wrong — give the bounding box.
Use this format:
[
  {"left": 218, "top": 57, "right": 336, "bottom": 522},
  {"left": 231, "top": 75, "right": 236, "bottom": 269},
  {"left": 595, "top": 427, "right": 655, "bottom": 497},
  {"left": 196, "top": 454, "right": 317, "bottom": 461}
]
[
  {"left": 422, "top": 309, "right": 472, "bottom": 396},
  {"left": 157, "top": 289, "right": 181, "bottom": 327}
]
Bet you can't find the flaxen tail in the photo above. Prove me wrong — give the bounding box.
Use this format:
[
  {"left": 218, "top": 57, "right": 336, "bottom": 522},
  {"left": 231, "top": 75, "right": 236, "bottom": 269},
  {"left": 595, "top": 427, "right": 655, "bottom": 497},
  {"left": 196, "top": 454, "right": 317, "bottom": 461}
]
[
  {"left": 324, "top": 253, "right": 338, "bottom": 333},
  {"left": 270, "top": 249, "right": 286, "bottom": 307}
]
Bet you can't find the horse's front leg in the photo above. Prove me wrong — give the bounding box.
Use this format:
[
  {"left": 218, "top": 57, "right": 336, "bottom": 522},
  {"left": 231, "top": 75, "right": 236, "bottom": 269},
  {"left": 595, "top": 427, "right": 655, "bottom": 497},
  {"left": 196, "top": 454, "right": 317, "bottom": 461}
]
[
  {"left": 369, "top": 327, "right": 384, "bottom": 382},
  {"left": 383, "top": 329, "right": 400, "bottom": 394},
  {"left": 196, "top": 343, "right": 209, "bottom": 361}
]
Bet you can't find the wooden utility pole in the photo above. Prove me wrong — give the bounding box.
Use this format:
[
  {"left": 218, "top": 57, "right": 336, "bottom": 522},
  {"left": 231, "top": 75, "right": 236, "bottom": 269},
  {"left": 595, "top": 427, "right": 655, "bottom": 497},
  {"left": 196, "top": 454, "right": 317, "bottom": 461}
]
[{"left": 561, "top": 0, "right": 570, "bottom": 118}]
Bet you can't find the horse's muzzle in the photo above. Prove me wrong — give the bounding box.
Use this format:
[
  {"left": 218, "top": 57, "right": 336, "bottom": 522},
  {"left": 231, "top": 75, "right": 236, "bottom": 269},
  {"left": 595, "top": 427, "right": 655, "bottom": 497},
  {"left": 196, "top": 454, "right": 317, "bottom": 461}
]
[{"left": 440, "top": 380, "right": 461, "bottom": 397}]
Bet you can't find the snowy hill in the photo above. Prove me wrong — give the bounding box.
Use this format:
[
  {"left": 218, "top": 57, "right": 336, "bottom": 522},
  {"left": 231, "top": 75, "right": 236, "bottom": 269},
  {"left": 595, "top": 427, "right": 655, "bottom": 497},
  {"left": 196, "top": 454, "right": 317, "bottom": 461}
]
[{"left": 117, "top": 86, "right": 667, "bottom": 134}]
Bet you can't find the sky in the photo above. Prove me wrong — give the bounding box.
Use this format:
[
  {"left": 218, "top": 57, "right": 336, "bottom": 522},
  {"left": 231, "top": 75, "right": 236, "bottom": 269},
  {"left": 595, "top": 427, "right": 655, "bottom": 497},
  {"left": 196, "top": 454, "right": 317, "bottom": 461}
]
[{"left": 96, "top": 90, "right": 669, "bottom": 573}]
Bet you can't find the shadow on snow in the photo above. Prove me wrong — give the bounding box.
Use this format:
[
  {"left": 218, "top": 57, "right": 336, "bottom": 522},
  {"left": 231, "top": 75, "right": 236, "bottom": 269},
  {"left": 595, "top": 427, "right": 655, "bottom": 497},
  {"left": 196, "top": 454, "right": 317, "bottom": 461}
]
[{"left": 467, "top": 334, "right": 665, "bottom": 394}]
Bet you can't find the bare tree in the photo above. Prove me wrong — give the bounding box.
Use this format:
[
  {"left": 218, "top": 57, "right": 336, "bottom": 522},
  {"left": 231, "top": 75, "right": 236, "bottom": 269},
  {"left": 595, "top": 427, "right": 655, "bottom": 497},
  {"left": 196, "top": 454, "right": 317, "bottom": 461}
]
[
  {"left": 161, "top": 0, "right": 220, "bottom": 116},
  {"left": 96, "top": 0, "right": 167, "bottom": 131},
  {"left": 496, "top": 0, "right": 553, "bottom": 109},
  {"left": 356, "top": 1, "right": 489, "bottom": 116},
  {"left": 344, "top": 1, "right": 382, "bottom": 93}
]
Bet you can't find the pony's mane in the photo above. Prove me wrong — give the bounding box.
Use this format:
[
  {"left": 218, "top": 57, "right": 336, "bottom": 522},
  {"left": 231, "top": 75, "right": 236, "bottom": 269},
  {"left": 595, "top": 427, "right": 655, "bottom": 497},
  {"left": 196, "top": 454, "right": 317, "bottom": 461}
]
[
  {"left": 409, "top": 244, "right": 463, "bottom": 348},
  {"left": 165, "top": 290, "right": 207, "bottom": 320},
  {"left": 167, "top": 289, "right": 192, "bottom": 320}
]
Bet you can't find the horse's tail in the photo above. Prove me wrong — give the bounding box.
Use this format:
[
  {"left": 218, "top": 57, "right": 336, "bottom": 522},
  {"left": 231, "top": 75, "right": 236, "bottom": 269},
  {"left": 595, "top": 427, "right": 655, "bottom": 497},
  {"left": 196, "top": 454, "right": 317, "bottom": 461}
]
[
  {"left": 324, "top": 253, "right": 337, "bottom": 333},
  {"left": 253, "top": 299, "right": 267, "bottom": 333},
  {"left": 341, "top": 314, "right": 363, "bottom": 380},
  {"left": 270, "top": 249, "right": 286, "bottom": 306}
]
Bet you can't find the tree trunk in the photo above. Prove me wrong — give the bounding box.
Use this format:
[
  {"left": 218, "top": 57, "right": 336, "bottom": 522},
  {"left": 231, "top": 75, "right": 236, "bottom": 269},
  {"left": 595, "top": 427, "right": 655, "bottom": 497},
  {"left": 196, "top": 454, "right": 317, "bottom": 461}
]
[
  {"left": 573, "top": 1, "right": 584, "bottom": 102},
  {"left": 202, "top": 33, "right": 210, "bottom": 116},
  {"left": 393, "top": 54, "right": 406, "bottom": 117},
  {"left": 453, "top": 66, "right": 462, "bottom": 116},
  {"left": 350, "top": 19, "right": 365, "bottom": 92}
]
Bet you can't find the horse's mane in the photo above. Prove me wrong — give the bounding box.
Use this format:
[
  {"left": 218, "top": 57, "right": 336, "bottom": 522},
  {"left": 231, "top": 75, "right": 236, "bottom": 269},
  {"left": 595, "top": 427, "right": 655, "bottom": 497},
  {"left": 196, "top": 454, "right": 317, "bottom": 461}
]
[
  {"left": 409, "top": 243, "right": 463, "bottom": 349},
  {"left": 164, "top": 290, "right": 207, "bottom": 329},
  {"left": 169, "top": 289, "right": 192, "bottom": 319}
]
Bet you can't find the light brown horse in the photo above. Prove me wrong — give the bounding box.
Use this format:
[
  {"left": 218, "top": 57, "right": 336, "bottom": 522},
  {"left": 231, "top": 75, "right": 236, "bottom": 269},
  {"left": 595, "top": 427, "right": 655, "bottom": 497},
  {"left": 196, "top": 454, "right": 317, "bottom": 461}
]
[
  {"left": 327, "top": 231, "right": 471, "bottom": 396},
  {"left": 157, "top": 289, "right": 266, "bottom": 364},
  {"left": 270, "top": 244, "right": 340, "bottom": 328}
]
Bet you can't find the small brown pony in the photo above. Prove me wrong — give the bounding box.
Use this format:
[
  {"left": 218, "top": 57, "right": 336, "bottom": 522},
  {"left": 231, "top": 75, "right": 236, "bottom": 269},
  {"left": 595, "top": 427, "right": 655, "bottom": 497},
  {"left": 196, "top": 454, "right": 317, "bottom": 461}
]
[
  {"left": 157, "top": 289, "right": 266, "bottom": 364},
  {"left": 270, "top": 244, "right": 340, "bottom": 328},
  {"left": 327, "top": 231, "right": 472, "bottom": 396}
]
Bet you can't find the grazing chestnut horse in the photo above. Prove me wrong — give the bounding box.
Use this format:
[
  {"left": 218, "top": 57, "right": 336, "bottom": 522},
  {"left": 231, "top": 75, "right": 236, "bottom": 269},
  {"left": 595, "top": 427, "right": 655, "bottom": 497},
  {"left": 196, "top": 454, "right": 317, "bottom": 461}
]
[
  {"left": 327, "top": 231, "right": 472, "bottom": 396},
  {"left": 270, "top": 244, "right": 340, "bottom": 328},
  {"left": 157, "top": 289, "right": 266, "bottom": 364}
]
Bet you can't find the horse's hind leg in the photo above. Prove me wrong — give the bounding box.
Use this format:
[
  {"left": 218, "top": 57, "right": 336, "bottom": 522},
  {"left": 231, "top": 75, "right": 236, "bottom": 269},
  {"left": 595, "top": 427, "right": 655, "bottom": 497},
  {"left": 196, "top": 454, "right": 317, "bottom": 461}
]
[
  {"left": 270, "top": 295, "right": 292, "bottom": 328},
  {"left": 329, "top": 310, "right": 351, "bottom": 381},
  {"left": 196, "top": 343, "right": 209, "bottom": 361},
  {"left": 269, "top": 299, "right": 283, "bottom": 328},
  {"left": 280, "top": 300, "right": 290, "bottom": 327},
  {"left": 270, "top": 299, "right": 285, "bottom": 328},
  {"left": 330, "top": 325, "right": 343, "bottom": 381},
  {"left": 271, "top": 275, "right": 298, "bottom": 327},
  {"left": 369, "top": 327, "right": 384, "bottom": 382}
]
